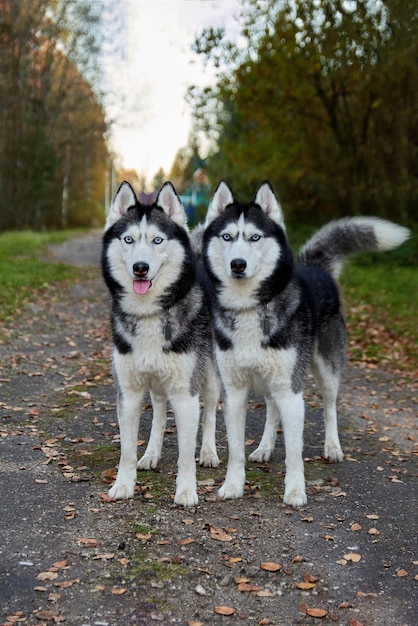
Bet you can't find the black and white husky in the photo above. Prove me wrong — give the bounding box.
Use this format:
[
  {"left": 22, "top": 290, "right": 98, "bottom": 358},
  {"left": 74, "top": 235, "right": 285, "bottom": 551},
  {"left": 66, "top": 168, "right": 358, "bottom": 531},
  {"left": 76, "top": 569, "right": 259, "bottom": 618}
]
[
  {"left": 102, "top": 181, "right": 219, "bottom": 506},
  {"left": 202, "top": 181, "right": 410, "bottom": 507}
]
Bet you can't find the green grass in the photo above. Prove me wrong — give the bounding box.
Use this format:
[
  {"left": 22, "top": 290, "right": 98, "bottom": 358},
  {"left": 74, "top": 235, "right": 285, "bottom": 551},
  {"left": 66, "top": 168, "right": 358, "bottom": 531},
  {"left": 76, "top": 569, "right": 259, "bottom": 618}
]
[{"left": 0, "top": 230, "right": 85, "bottom": 320}]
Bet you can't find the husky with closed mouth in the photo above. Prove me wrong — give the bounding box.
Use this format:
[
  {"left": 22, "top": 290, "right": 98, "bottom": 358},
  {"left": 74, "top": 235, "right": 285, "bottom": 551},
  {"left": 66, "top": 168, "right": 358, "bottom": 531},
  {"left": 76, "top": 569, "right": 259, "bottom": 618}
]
[
  {"left": 203, "top": 181, "right": 410, "bottom": 507},
  {"left": 102, "top": 181, "right": 219, "bottom": 506}
]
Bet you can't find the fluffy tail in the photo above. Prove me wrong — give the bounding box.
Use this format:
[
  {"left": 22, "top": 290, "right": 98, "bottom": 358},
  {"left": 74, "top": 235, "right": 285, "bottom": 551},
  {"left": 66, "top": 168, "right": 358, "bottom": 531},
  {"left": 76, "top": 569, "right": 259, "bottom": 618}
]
[{"left": 297, "top": 217, "right": 410, "bottom": 279}]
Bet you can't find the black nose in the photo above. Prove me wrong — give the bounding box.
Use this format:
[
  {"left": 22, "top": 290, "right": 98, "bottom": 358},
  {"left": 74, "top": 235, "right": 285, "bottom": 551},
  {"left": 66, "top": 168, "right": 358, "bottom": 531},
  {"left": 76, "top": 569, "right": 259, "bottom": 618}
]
[
  {"left": 231, "top": 258, "right": 246, "bottom": 274},
  {"left": 133, "top": 262, "right": 149, "bottom": 277}
]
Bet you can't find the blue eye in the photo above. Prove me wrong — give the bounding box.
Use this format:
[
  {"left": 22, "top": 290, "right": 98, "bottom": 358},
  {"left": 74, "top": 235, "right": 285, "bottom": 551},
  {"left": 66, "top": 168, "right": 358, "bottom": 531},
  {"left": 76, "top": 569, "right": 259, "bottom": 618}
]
[
  {"left": 222, "top": 233, "right": 232, "bottom": 241},
  {"left": 123, "top": 235, "right": 134, "bottom": 244},
  {"left": 250, "top": 234, "right": 261, "bottom": 242},
  {"left": 153, "top": 236, "right": 163, "bottom": 245}
]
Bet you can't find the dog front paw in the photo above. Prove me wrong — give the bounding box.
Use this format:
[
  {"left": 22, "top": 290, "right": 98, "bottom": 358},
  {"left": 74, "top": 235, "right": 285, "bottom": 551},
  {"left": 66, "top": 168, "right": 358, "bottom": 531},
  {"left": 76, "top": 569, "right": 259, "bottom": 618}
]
[
  {"left": 324, "top": 443, "right": 344, "bottom": 463},
  {"left": 218, "top": 481, "right": 244, "bottom": 500},
  {"left": 199, "top": 447, "right": 220, "bottom": 468},
  {"left": 283, "top": 486, "right": 307, "bottom": 507},
  {"left": 108, "top": 481, "right": 135, "bottom": 500},
  {"left": 174, "top": 488, "right": 198, "bottom": 507}
]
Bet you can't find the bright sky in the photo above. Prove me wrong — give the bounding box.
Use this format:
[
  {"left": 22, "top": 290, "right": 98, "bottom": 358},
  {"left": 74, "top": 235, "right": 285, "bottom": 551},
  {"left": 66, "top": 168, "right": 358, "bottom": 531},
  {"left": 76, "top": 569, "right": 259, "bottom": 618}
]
[{"left": 103, "top": 0, "right": 241, "bottom": 186}]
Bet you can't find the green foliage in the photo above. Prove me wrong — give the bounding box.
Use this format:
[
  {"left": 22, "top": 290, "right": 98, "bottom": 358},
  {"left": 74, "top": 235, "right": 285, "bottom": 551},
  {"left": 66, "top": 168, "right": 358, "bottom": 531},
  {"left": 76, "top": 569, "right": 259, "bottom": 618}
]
[{"left": 190, "top": 0, "right": 418, "bottom": 225}]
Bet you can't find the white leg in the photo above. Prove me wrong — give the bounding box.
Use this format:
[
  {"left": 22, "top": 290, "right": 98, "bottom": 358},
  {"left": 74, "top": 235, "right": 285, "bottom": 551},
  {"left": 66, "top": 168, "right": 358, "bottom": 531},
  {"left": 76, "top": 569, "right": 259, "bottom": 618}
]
[
  {"left": 274, "top": 390, "right": 307, "bottom": 507},
  {"left": 137, "top": 391, "right": 167, "bottom": 470},
  {"left": 199, "top": 363, "right": 220, "bottom": 468},
  {"left": 249, "top": 396, "right": 280, "bottom": 462},
  {"left": 218, "top": 386, "right": 248, "bottom": 500},
  {"left": 170, "top": 393, "right": 200, "bottom": 507},
  {"left": 109, "top": 388, "right": 144, "bottom": 500},
  {"left": 312, "top": 356, "right": 344, "bottom": 462}
]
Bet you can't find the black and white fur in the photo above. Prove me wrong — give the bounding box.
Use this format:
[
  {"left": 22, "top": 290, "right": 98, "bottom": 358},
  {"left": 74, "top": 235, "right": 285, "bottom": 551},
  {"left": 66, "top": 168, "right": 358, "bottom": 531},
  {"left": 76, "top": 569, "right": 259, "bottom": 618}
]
[
  {"left": 102, "top": 181, "right": 219, "bottom": 506},
  {"left": 203, "top": 181, "right": 410, "bottom": 507}
]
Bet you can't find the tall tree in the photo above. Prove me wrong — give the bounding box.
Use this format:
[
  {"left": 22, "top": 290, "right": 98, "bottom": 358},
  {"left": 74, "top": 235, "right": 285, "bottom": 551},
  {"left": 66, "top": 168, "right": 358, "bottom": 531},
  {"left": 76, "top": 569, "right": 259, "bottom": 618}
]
[
  {"left": 0, "top": 0, "right": 109, "bottom": 230},
  {"left": 190, "top": 0, "right": 418, "bottom": 223}
]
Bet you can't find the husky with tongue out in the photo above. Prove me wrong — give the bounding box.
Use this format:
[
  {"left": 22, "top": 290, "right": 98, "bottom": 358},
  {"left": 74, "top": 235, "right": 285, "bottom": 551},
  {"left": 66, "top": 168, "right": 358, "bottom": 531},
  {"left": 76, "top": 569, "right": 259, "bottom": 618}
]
[{"left": 102, "top": 181, "right": 219, "bottom": 506}]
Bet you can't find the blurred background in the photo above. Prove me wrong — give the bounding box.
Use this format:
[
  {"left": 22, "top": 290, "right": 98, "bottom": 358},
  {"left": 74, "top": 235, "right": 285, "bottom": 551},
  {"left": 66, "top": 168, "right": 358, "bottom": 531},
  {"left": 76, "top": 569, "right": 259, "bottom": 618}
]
[{"left": 0, "top": 0, "right": 416, "bottom": 230}]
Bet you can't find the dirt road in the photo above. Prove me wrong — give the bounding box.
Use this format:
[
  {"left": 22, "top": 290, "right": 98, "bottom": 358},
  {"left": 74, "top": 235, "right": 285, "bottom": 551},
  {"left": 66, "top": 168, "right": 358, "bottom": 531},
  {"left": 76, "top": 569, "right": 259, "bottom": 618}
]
[{"left": 0, "top": 231, "right": 417, "bottom": 625}]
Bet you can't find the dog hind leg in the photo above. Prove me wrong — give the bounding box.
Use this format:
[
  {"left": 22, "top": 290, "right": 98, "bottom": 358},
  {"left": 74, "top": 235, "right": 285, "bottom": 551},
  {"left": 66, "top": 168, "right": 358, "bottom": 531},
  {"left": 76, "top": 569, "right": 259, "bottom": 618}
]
[
  {"left": 312, "top": 354, "right": 344, "bottom": 462},
  {"left": 137, "top": 390, "right": 167, "bottom": 470},
  {"left": 249, "top": 396, "right": 280, "bottom": 462},
  {"left": 199, "top": 362, "right": 221, "bottom": 468}
]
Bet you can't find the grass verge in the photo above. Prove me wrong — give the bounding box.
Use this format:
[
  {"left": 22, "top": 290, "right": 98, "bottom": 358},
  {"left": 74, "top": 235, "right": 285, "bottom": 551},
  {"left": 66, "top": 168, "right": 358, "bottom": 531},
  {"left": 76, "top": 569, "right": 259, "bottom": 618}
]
[{"left": 0, "top": 230, "right": 86, "bottom": 321}]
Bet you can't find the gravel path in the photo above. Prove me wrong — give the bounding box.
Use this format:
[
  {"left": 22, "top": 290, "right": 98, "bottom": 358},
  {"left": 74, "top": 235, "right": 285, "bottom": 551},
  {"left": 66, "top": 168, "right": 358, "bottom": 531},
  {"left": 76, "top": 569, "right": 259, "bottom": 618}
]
[{"left": 0, "top": 231, "right": 417, "bottom": 626}]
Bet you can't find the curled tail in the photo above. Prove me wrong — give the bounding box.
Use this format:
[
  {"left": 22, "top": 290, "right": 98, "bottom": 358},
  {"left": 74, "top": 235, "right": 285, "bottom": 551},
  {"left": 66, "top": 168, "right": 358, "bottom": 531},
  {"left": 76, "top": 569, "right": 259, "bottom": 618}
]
[{"left": 297, "top": 217, "right": 410, "bottom": 279}]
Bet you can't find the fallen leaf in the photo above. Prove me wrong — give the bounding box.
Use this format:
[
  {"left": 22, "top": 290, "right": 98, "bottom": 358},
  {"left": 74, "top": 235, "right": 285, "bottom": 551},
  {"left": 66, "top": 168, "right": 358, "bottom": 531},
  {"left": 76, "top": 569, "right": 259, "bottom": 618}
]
[
  {"left": 177, "top": 538, "right": 195, "bottom": 545},
  {"left": 54, "top": 578, "right": 80, "bottom": 588},
  {"left": 260, "top": 562, "right": 282, "bottom": 572},
  {"left": 343, "top": 553, "right": 361, "bottom": 562},
  {"left": 304, "top": 572, "right": 319, "bottom": 583},
  {"left": 209, "top": 525, "right": 233, "bottom": 542},
  {"left": 305, "top": 607, "right": 328, "bottom": 618},
  {"left": 135, "top": 532, "right": 152, "bottom": 541},
  {"left": 296, "top": 582, "right": 316, "bottom": 590},
  {"left": 214, "top": 606, "right": 236, "bottom": 616},
  {"left": 77, "top": 537, "right": 100, "bottom": 547},
  {"left": 365, "top": 514, "right": 380, "bottom": 520},
  {"left": 111, "top": 587, "right": 127, "bottom": 595},
  {"left": 350, "top": 523, "right": 362, "bottom": 531},
  {"left": 368, "top": 528, "right": 380, "bottom": 536},
  {"left": 256, "top": 590, "right": 274, "bottom": 598},
  {"left": 397, "top": 569, "right": 408, "bottom": 577},
  {"left": 37, "top": 571, "right": 58, "bottom": 581},
  {"left": 237, "top": 582, "right": 260, "bottom": 592}
]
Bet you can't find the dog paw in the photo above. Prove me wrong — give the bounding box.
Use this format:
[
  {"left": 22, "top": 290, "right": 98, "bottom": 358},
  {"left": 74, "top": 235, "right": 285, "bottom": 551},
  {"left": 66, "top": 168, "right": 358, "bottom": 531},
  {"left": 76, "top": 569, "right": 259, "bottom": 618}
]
[
  {"left": 199, "top": 448, "right": 220, "bottom": 468},
  {"left": 324, "top": 444, "right": 344, "bottom": 463},
  {"left": 137, "top": 454, "right": 159, "bottom": 470},
  {"left": 248, "top": 447, "right": 273, "bottom": 463},
  {"left": 108, "top": 481, "right": 135, "bottom": 500},
  {"left": 174, "top": 488, "right": 198, "bottom": 507},
  {"left": 218, "top": 481, "right": 244, "bottom": 500},
  {"left": 283, "top": 487, "right": 307, "bottom": 508}
]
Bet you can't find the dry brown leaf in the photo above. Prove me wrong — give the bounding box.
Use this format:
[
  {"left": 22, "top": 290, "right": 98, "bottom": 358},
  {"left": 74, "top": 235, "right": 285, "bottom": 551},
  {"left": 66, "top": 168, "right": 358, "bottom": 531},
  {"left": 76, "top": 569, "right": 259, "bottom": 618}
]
[
  {"left": 343, "top": 553, "right": 362, "bottom": 562},
  {"left": 260, "top": 562, "right": 282, "bottom": 572},
  {"left": 304, "top": 572, "right": 319, "bottom": 583},
  {"left": 397, "top": 569, "right": 408, "bottom": 577},
  {"left": 368, "top": 528, "right": 380, "bottom": 536},
  {"left": 256, "top": 590, "right": 274, "bottom": 598},
  {"left": 77, "top": 537, "right": 100, "bottom": 547},
  {"left": 37, "top": 571, "right": 58, "bottom": 581},
  {"left": 209, "top": 525, "right": 233, "bottom": 542},
  {"left": 234, "top": 576, "right": 250, "bottom": 584},
  {"left": 54, "top": 579, "right": 80, "bottom": 588},
  {"left": 365, "top": 514, "right": 380, "bottom": 520},
  {"left": 237, "top": 582, "right": 260, "bottom": 592},
  {"left": 305, "top": 607, "right": 328, "bottom": 618},
  {"left": 214, "top": 606, "right": 236, "bottom": 616},
  {"left": 111, "top": 587, "right": 127, "bottom": 595},
  {"left": 296, "top": 582, "right": 316, "bottom": 590},
  {"left": 177, "top": 538, "right": 195, "bottom": 545},
  {"left": 350, "top": 523, "right": 362, "bottom": 531},
  {"left": 135, "top": 532, "right": 152, "bottom": 541}
]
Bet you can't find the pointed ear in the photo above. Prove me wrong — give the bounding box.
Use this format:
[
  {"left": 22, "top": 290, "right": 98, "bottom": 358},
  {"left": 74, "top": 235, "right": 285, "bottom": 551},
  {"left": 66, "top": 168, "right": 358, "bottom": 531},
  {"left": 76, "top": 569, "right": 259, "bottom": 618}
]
[
  {"left": 156, "top": 181, "right": 188, "bottom": 229},
  {"left": 254, "top": 181, "right": 285, "bottom": 228},
  {"left": 105, "top": 181, "right": 137, "bottom": 229},
  {"left": 205, "top": 181, "right": 234, "bottom": 226}
]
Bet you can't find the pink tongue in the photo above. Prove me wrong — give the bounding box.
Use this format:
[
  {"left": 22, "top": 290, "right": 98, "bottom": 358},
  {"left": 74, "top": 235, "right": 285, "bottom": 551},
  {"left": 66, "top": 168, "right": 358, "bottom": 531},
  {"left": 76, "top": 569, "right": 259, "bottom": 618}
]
[{"left": 133, "top": 279, "right": 151, "bottom": 295}]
